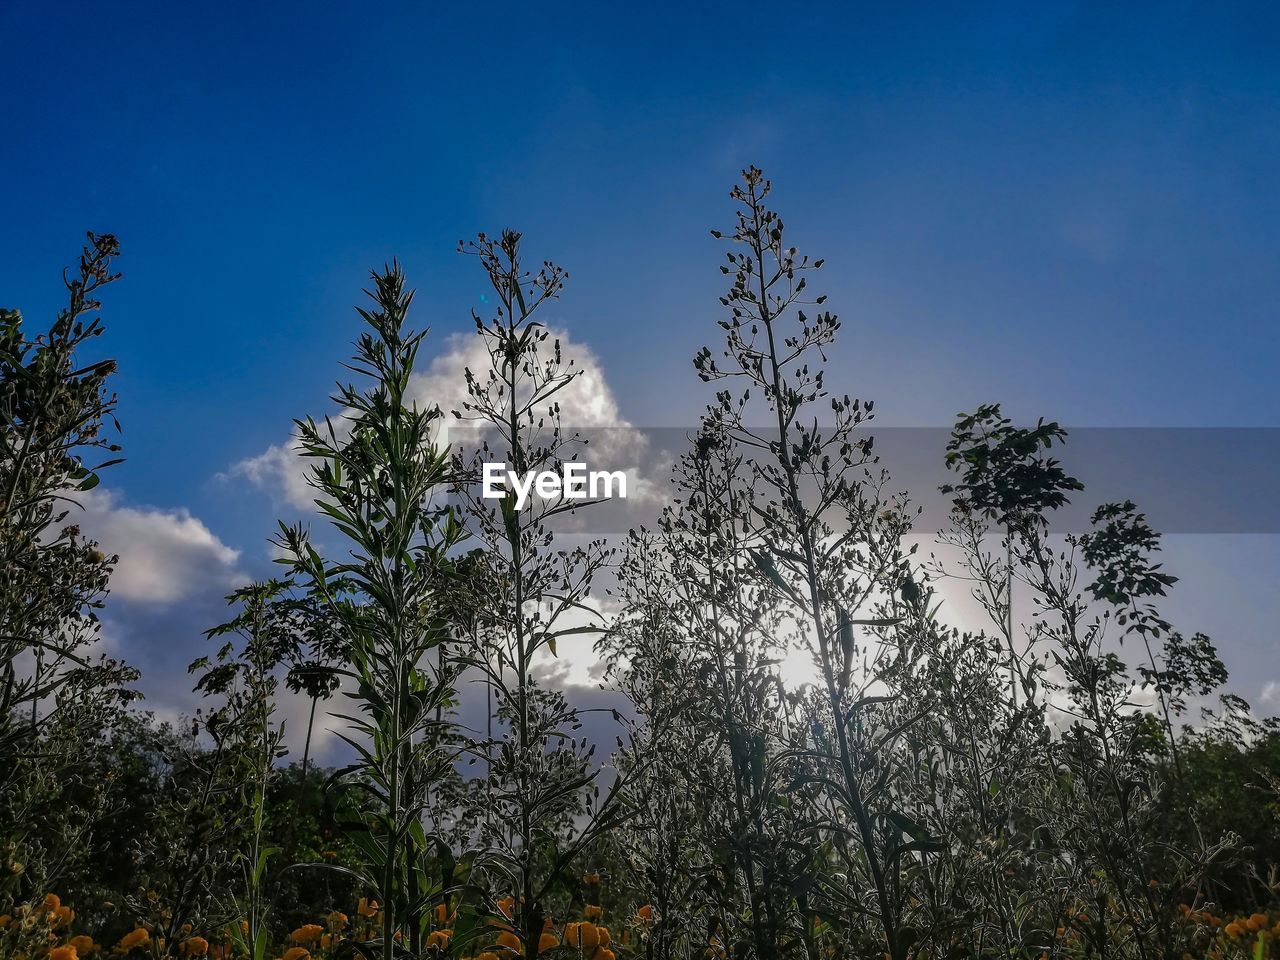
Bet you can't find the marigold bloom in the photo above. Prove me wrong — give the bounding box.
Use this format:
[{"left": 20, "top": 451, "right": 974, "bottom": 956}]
[
  {"left": 282, "top": 949, "right": 310, "bottom": 960},
  {"left": 50, "top": 947, "right": 78, "bottom": 960},
  {"left": 183, "top": 937, "right": 209, "bottom": 956},
  {"left": 583, "top": 904, "right": 602, "bottom": 921},
  {"left": 326, "top": 912, "right": 347, "bottom": 926},
  {"left": 426, "top": 930, "right": 452, "bottom": 950},
  {"left": 579, "top": 924, "right": 600, "bottom": 950},
  {"left": 357, "top": 898, "right": 379, "bottom": 918},
  {"left": 1249, "top": 913, "right": 1269, "bottom": 930},
  {"left": 291, "top": 925, "right": 325, "bottom": 944},
  {"left": 537, "top": 932, "right": 558, "bottom": 953},
  {"left": 636, "top": 905, "right": 654, "bottom": 922},
  {"left": 582, "top": 872, "right": 600, "bottom": 885},
  {"left": 476, "top": 954, "right": 500, "bottom": 960},
  {"left": 70, "top": 935, "right": 98, "bottom": 955},
  {"left": 495, "top": 930, "right": 521, "bottom": 952},
  {"left": 596, "top": 927, "right": 611, "bottom": 948},
  {"left": 1224, "top": 921, "right": 1243, "bottom": 938},
  {"left": 116, "top": 927, "right": 150, "bottom": 952}
]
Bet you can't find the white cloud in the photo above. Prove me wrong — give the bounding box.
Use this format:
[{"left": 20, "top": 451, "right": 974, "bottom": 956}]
[
  {"left": 225, "top": 325, "right": 658, "bottom": 510},
  {"left": 1262, "top": 681, "right": 1280, "bottom": 707},
  {"left": 79, "top": 489, "right": 245, "bottom": 604},
  {"left": 224, "top": 439, "right": 316, "bottom": 512}
]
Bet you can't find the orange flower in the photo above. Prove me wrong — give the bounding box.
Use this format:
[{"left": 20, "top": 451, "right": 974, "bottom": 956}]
[
  {"left": 116, "top": 928, "right": 151, "bottom": 952},
  {"left": 70, "top": 935, "right": 98, "bottom": 955},
  {"left": 291, "top": 925, "right": 325, "bottom": 944},
  {"left": 357, "top": 898, "right": 379, "bottom": 919},
  {"left": 572, "top": 923, "right": 599, "bottom": 950},
  {"left": 495, "top": 930, "right": 521, "bottom": 953},
  {"left": 49, "top": 947, "right": 78, "bottom": 960},
  {"left": 596, "top": 927, "right": 611, "bottom": 948},
  {"left": 282, "top": 949, "right": 311, "bottom": 960},
  {"left": 426, "top": 930, "right": 452, "bottom": 950},
  {"left": 537, "top": 932, "right": 558, "bottom": 953},
  {"left": 636, "top": 905, "right": 655, "bottom": 922},
  {"left": 182, "top": 937, "right": 209, "bottom": 956},
  {"left": 582, "top": 872, "right": 601, "bottom": 886},
  {"left": 584, "top": 905, "right": 603, "bottom": 921}
]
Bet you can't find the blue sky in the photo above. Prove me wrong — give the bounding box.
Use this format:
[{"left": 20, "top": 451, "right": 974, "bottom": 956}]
[{"left": 3, "top": 1, "right": 1279, "bottom": 745}]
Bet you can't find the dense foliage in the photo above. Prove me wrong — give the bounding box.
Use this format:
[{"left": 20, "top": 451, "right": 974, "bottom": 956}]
[{"left": 3, "top": 179, "right": 1280, "bottom": 960}]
